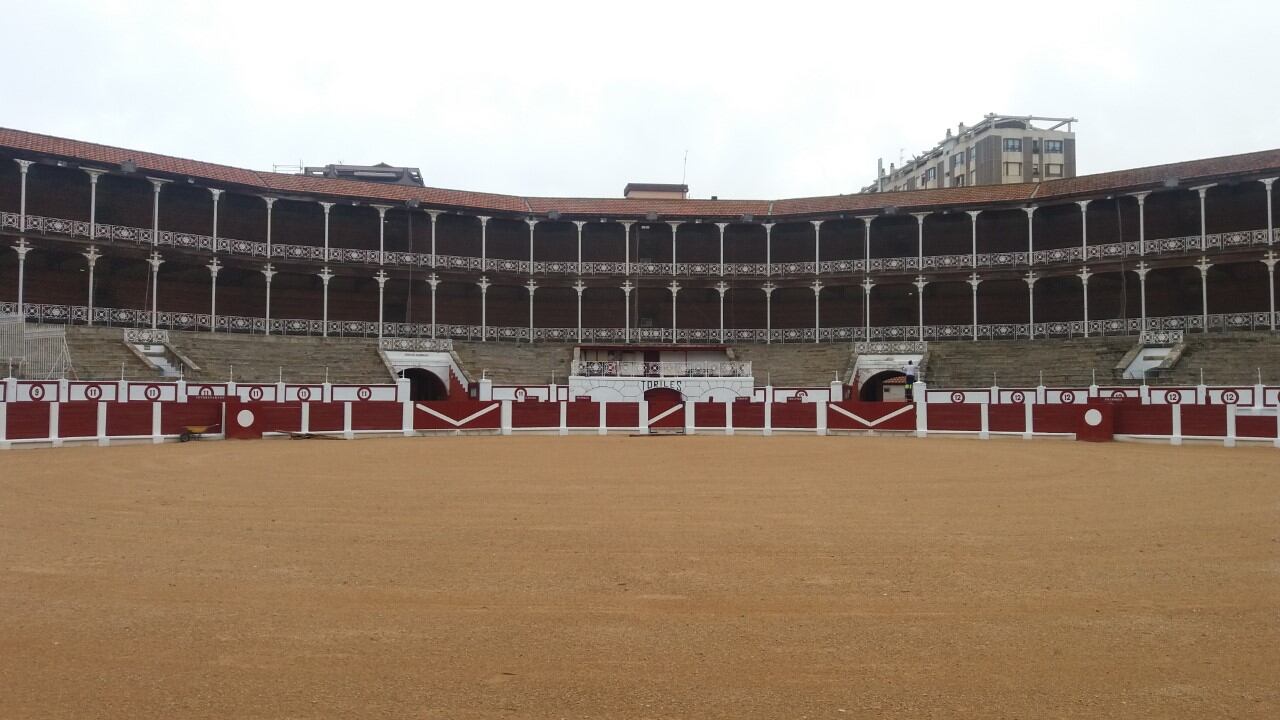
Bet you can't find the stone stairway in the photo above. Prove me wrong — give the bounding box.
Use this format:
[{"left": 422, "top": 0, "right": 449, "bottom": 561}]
[
  {"left": 451, "top": 342, "right": 574, "bottom": 385},
  {"left": 729, "top": 344, "right": 853, "bottom": 387},
  {"left": 166, "top": 332, "right": 393, "bottom": 384},
  {"left": 1162, "top": 332, "right": 1280, "bottom": 385},
  {"left": 923, "top": 337, "right": 1136, "bottom": 388},
  {"left": 64, "top": 326, "right": 158, "bottom": 380}
]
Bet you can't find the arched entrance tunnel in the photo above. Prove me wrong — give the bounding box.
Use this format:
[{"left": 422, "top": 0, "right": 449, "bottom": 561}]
[
  {"left": 858, "top": 370, "right": 907, "bottom": 402},
  {"left": 399, "top": 368, "right": 449, "bottom": 401}
]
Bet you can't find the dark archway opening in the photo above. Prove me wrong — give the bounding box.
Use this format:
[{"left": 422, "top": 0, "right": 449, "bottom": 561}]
[
  {"left": 859, "top": 370, "right": 906, "bottom": 402},
  {"left": 400, "top": 368, "right": 448, "bottom": 401},
  {"left": 643, "top": 387, "right": 684, "bottom": 403}
]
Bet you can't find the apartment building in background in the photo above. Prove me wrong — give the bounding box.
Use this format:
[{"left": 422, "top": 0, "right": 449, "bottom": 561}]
[{"left": 864, "top": 114, "right": 1077, "bottom": 193}]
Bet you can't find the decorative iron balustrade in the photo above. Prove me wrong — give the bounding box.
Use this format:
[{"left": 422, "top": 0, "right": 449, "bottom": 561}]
[
  {"left": 1140, "top": 329, "right": 1184, "bottom": 346},
  {"left": 1, "top": 301, "right": 1275, "bottom": 344},
  {"left": 572, "top": 360, "right": 753, "bottom": 378},
  {"left": 3, "top": 212, "right": 1277, "bottom": 284},
  {"left": 378, "top": 337, "right": 454, "bottom": 352},
  {"left": 123, "top": 328, "right": 170, "bottom": 344},
  {"left": 855, "top": 341, "right": 928, "bottom": 354}
]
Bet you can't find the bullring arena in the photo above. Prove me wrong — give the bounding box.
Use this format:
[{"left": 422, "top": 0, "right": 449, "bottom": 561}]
[{"left": 2, "top": 127, "right": 1280, "bottom": 717}]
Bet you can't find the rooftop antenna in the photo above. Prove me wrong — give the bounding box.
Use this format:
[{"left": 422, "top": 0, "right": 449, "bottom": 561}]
[
  {"left": 278, "top": 366, "right": 283, "bottom": 383},
  {"left": 681, "top": 149, "right": 689, "bottom": 186}
]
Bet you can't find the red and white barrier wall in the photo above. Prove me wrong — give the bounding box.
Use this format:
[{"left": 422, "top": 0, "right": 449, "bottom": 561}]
[{"left": 1, "top": 378, "right": 1277, "bottom": 448}]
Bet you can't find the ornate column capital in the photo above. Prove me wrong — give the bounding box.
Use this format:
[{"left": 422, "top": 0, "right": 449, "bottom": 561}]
[
  {"left": 1077, "top": 266, "right": 1093, "bottom": 284},
  {"left": 1261, "top": 250, "right": 1277, "bottom": 270},
  {"left": 667, "top": 280, "right": 681, "bottom": 296},
  {"left": 148, "top": 177, "right": 171, "bottom": 193},
  {"left": 1134, "top": 261, "right": 1151, "bottom": 279},
  {"left": 13, "top": 238, "right": 32, "bottom": 259},
  {"left": 525, "top": 217, "right": 538, "bottom": 228},
  {"left": 146, "top": 250, "right": 164, "bottom": 270},
  {"left": 1192, "top": 184, "right": 1216, "bottom": 198},
  {"left": 810, "top": 219, "right": 825, "bottom": 229},
  {"left": 261, "top": 263, "right": 276, "bottom": 281},
  {"left": 1075, "top": 199, "right": 1091, "bottom": 211},
  {"left": 82, "top": 167, "right": 105, "bottom": 183},
  {"left": 666, "top": 220, "right": 683, "bottom": 231},
  {"left": 477, "top": 215, "right": 491, "bottom": 226},
  {"left": 1024, "top": 270, "right": 1039, "bottom": 287},
  {"left": 860, "top": 278, "right": 875, "bottom": 292},
  {"left": 1194, "top": 256, "right": 1213, "bottom": 276},
  {"left": 912, "top": 274, "right": 929, "bottom": 290},
  {"left": 620, "top": 279, "right": 635, "bottom": 295},
  {"left": 319, "top": 201, "right": 334, "bottom": 213},
  {"left": 208, "top": 188, "right": 223, "bottom": 201},
  {"left": 476, "top": 275, "right": 491, "bottom": 291},
  {"left": 910, "top": 212, "right": 929, "bottom": 224},
  {"left": 1130, "top": 191, "right": 1150, "bottom": 203},
  {"left": 1261, "top": 177, "right": 1277, "bottom": 189},
  {"left": 426, "top": 272, "right": 441, "bottom": 289},
  {"left": 967, "top": 272, "right": 983, "bottom": 289},
  {"left": 206, "top": 257, "right": 222, "bottom": 277},
  {"left": 810, "top": 279, "right": 824, "bottom": 294},
  {"left": 426, "top": 209, "right": 442, "bottom": 221},
  {"left": 761, "top": 281, "right": 777, "bottom": 297},
  {"left": 14, "top": 159, "right": 33, "bottom": 173},
  {"left": 572, "top": 220, "right": 587, "bottom": 230},
  {"left": 966, "top": 209, "right": 982, "bottom": 220},
  {"left": 372, "top": 204, "right": 392, "bottom": 216},
  {"left": 83, "top": 245, "right": 102, "bottom": 267},
  {"left": 317, "top": 266, "right": 334, "bottom": 283},
  {"left": 572, "top": 279, "right": 587, "bottom": 294},
  {"left": 261, "top": 196, "right": 277, "bottom": 208},
  {"left": 1023, "top": 205, "right": 1037, "bottom": 217},
  {"left": 715, "top": 222, "right": 729, "bottom": 232},
  {"left": 373, "top": 269, "right": 389, "bottom": 287},
  {"left": 525, "top": 278, "right": 538, "bottom": 295},
  {"left": 714, "top": 281, "right": 730, "bottom": 296}
]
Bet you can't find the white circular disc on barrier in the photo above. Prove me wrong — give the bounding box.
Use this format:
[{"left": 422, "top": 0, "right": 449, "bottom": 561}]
[
  {"left": 1083, "top": 409, "right": 1103, "bottom": 427},
  {"left": 236, "top": 409, "right": 255, "bottom": 428}
]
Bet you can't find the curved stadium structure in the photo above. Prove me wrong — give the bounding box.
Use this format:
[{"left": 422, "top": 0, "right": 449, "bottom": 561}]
[{"left": 1, "top": 127, "right": 1277, "bottom": 345}]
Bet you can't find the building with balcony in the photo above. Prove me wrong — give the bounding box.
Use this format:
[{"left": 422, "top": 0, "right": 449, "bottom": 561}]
[{"left": 865, "top": 114, "right": 1078, "bottom": 193}]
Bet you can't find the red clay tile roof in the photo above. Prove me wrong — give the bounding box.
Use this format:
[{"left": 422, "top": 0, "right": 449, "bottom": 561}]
[{"left": 3, "top": 127, "right": 1279, "bottom": 220}]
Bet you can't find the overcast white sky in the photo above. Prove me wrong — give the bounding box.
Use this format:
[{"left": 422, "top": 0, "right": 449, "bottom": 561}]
[{"left": 3, "top": 0, "right": 1277, "bottom": 200}]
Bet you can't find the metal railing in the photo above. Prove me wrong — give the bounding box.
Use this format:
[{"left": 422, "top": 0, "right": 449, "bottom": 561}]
[{"left": 572, "top": 360, "right": 753, "bottom": 377}]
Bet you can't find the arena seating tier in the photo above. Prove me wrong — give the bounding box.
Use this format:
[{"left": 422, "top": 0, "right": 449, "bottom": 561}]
[
  {"left": 451, "top": 342, "right": 574, "bottom": 385},
  {"left": 729, "top": 344, "right": 854, "bottom": 387},
  {"left": 165, "top": 332, "right": 393, "bottom": 384},
  {"left": 922, "top": 337, "right": 1136, "bottom": 388},
  {"left": 1164, "top": 332, "right": 1280, "bottom": 385},
  {"left": 64, "top": 326, "right": 158, "bottom": 380}
]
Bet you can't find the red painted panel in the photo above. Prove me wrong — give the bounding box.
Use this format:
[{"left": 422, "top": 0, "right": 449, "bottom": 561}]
[
  {"left": 106, "top": 403, "right": 153, "bottom": 437},
  {"left": 59, "top": 402, "right": 99, "bottom": 438},
  {"left": 648, "top": 401, "right": 684, "bottom": 429},
  {"left": 7, "top": 402, "right": 51, "bottom": 440},
  {"left": 512, "top": 401, "right": 560, "bottom": 428},
  {"left": 827, "top": 402, "right": 915, "bottom": 431},
  {"left": 1237, "top": 415, "right": 1278, "bottom": 439},
  {"left": 256, "top": 404, "right": 303, "bottom": 434},
  {"left": 928, "top": 404, "right": 981, "bottom": 432},
  {"left": 1113, "top": 405, "right": 1173, "bottom": 436},
  {"left": 351, "top": 402, "right": 402, "bottom": 431},
  {"left": 606, "top": 403, "right": 639, "bottom": 429},
  {"left": 1182, "top": 406, "right": 1227, "bottom": 437},
  {"left": 694, "top": 402, "right": 726, "bottom": 428},
  {"left": 732, "top": 403, "right": 766, "bottom": 428},
  {"left": 1032, "top": 405, "right": 1078, "bottom": 434},
  {"left": 162, "top": 402, "right": 223, "bottom": 435},
  {"left": 1076, "top": 404, "right": 1115, "bottom": 442},
  {"left": 308, "top": 402, "right": 345, "bottom": 432},
  {"left": 413, "top": 401, "right": 501, "bottom": 430},
  {"left": 988, "top": 404, "right": 1026, "bottom": 433},
  {"left": 565, "top": 402, "right": 599, "bottom": 428},
  {"left": 772, "top": 402, "right": 817, "bottom": 429}
]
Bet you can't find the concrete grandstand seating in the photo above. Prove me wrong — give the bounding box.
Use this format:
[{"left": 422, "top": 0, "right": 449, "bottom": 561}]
[
  {"left": 922, "top": 337, "right": 1136, "bottom": 388},
  {"left": 165, "top": 332, "right": 393, "bottom": 384},
  {"left": 451, "top": 342, "right": 574, "bottom": 385},
  {"left": 729, "top": 344, "right": 853, "bottom": 387},
  {"left": 1163, "top": 332, "right": 1280, "bottom": 385},
  {"left": 64, "top": 326, "right": 158, "bottom": 380}
]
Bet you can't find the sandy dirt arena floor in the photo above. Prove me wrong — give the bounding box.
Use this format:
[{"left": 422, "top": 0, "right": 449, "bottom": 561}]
[{"left": 1, "top": 435, "right": 1277, "bottom": 719}]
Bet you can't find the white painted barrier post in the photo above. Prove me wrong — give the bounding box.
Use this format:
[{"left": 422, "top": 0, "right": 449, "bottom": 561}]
[
  {"left": 725, "top": 400, "right": 734, "bottom": 436},
  {"left": 117, "top": 379, "right": 129, "bottom": 403},
  {"left": 915, "top": 382, "right": 928, "bottom": 438},
  {"left": 0, "top": 401, "right": 7, "bottom": 449},
  {"left": 598, "top": 401, "right": 607, "bottom": 436},
  {"left": 97, "top": 401, "right": 109, "bottom": 446},
  {"left": 342, "top": 402, "right": 353, "bottom": 440},
  {"left": 763, "top": 399, "right": 773, "bottom": 436},
  {"left": 49, "top": 402, "right": 61, "bottom": 447},
  {"left": 1023, "top": 396, "right": 1034, "bottom": 440},
  {"left": 816, "top": 401, "right": 827, "bottom": 436},
  {"left": 559, "top": 401, "right": 568, "bottom": 436},
  {"left": 638, "top": 400, "right": 649, "bottom": 435},
  {"left": 1224, "top": 403, "right": 1236, "bottom": 448},
  {"left": 402, "top": 400, "right": 414, "bottom": 437},
  {"left": 151, "top": 402, "right": 163, "bottom": 444},
  {"left": 300, "top": 402, "right": 310, "bottom": 434},
  {"left": 1171, "top": 403, "right": 1182, "bottom": 446},
  {"left": 500, "top": 400, "right": 512, "bottom": 436},
  {"left": 979, "top": 402, "right": 990, "bottom": 440},
  {"left": 684, "top": 401, "right": 695, "bottom": 435},
  {"left": 396, "top": 376, "right": 410, "bottom": 403},
  {"left": 276, "top": 380, "right": 286, "bottom": 403},
  {"left": 322, "top": 382, "right": 332, "bottom": 404},
  {"left": 176, "top": 378, "right": 187, "bottom": 403}
]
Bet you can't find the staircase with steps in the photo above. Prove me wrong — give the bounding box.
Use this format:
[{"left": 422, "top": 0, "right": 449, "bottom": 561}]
[
  {"left": 923, "top": 337, "right": 1136, "bottom": 388},
  {"left": 64, "top": 326, "right": 158, "bottom": 380},
  {"left": 165, "top": 332, "right": 393, "bottom": 384},
  {"left": 451, "top": 342, "right": 574, "bottom": 385},
  {"left": 1162, "top": 332, "right": 1280, "bottom": 385},
  {"left": 729, "top": 344, "right": 853, "bottom": 387}
]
